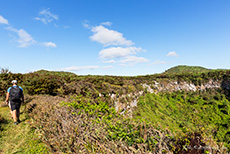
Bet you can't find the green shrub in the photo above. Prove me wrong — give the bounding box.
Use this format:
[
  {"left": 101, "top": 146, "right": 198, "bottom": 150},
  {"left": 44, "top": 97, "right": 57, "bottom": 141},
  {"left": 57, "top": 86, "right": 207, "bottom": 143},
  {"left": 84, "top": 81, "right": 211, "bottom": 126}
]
[
  {"left": 27, "top": 95, "right": 173, "bottom": 153},
  {"left": 134, "top": 91, "right": 230, "bottom": 151}
]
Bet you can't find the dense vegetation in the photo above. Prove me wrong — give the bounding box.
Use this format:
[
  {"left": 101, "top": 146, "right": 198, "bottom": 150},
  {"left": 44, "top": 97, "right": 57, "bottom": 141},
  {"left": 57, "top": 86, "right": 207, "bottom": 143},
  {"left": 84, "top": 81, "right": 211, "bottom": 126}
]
[
  {"left": 163, "top": 65, "right": 210, "bottom": 74},
  {"left": 0, "top": 66, "right": 230, "bottom": 153},
  {"left": 0, "top": 114, "right": 4, "bottom": 131},
  {"left": 135, "top": 91, "right": 230, "bottom": 151},
  {"left": 27, "top": 95, "right": 173, "bottom": 153},
  {"left": 0, "top": 66, "right": 230, "bottom": 98}
]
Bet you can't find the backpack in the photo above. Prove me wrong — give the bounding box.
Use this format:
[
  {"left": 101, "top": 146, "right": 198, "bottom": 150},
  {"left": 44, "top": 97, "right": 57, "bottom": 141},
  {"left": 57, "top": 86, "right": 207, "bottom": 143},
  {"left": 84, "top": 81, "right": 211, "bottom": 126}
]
[{"left": 9, "top": 86, "right": 22, "bottom": 101}]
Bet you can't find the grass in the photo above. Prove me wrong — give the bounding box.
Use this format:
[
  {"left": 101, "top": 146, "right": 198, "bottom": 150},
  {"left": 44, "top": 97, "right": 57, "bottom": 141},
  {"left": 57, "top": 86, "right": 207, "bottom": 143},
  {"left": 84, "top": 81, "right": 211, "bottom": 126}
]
[{"left": 0, "top": 104, "right": 50, "bottom": 154}]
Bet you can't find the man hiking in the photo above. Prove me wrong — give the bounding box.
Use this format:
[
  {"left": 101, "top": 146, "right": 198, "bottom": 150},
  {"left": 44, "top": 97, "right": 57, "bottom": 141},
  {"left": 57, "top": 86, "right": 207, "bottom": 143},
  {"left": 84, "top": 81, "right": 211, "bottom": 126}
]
[{"left": 5, "top": 80, "right": 24, "bottom": 125}]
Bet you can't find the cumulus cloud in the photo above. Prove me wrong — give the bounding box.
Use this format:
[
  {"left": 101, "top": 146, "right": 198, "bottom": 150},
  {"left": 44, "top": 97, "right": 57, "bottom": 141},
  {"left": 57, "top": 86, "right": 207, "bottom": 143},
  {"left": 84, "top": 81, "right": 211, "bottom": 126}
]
[
  {"left": 102, "top": 65, "right": 113, "bottom": 69},
  {"left": 6, "top": 27, "right": 36, "bottom": 48},
  {"left": 6, "top": 27, "right": 56, "bottom": 48},
  {"left": 99, "top": 47, "right": 142, "bottom": 59},
  {"left": 42, "top": 42, "right": 57, "bottom": 48},
  {"left": 86, "top": 21, "right": 149, "bottom": 66},
  {"left": 90, "top": 25, "right": 133, "bottom": 46},
  {"left": 61, "top": 66, "right": 99, "bottom": 71},
  {"left": 167, "top": 51, "right": 178, "bottom": 57},
  {"left": 34, "top": 8, "right": 58, "bottom": 24},
  {"left": 100, "top": 21, "right": 112, "bottom": 26},
  {"left": 119, "top": 56, "right": 149, "bottom": 64},
  {"left": 0, "top": 15, "right": 8, "bottom": 25},
  {"left": 152, "top": 60, "right": 166, "bottom": 65},
  {"left": 102, "top": 60, "right": 116, "bottom": 63},
  {"left": 1, "top": 15, "right": 56, "bottom": 48}
]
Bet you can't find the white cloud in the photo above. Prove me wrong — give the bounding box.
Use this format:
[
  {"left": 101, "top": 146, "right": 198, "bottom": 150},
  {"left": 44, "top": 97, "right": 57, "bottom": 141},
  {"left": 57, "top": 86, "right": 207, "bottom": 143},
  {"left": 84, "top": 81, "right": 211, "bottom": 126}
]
[
  {"left": 34, "top": 17, "right": 46, "bottom": 24},
  {"left": 102, "top": 65, "right": 113, "bottom": 69},
  {"left": 99, "top": 47, "right": 142, "bottom": 59},
  {"left": 82, "top": 20, "right": 91, "bottom": 29},
  {"left": 102, "top": 60, "right": 116, "bottom": 63},
  {"left": 6, "top": 27, "right": 56, "bottom": 48},
  {"left": 62, "top": 66, "right": 99, "bottom": 71},
  {"left": 90, "top": 25, "right": 133, "bottom": 46},
  {"left": 0, "top": 15, "right": 8, "bottom": 25},
  {"left": 152, "top": 60, "right": 166, "bottom": 65},
  {"left": 2, "top": 16, "right": 56, "bottom": 48},
  {"left": 34, "top": 8, "right": 58, "bottom": 24},
  {"left": 42, "top": 42, "right": 57, "bottom": 48},
  {"left": 100, "top": 21, "right": 112, "bottom": 26},
  {"left": 6, "top": 27, "right": 36, "bottom": 48},
  {"left": 167, "top": 51, "right": 178, "bottom": 57},
  {"left": 86, "top": 21, "right": 149, "bottom": 67},
  {"left": 119, "top": 56, "right": 149, "bottom": 64}
]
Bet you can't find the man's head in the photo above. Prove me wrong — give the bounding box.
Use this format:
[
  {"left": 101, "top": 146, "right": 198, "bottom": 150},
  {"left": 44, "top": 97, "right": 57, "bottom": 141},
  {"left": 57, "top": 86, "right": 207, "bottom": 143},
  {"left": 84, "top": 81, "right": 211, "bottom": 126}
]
[{"left": 12, "top": 80, "right": 17, "bottom": 85}]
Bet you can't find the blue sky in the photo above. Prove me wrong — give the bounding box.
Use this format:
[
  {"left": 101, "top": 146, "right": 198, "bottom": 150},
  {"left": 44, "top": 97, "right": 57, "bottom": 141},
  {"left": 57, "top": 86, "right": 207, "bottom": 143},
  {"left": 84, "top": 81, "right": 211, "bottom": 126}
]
[{"left": 0, "top": 0, "right": 230, "bottom": 76}]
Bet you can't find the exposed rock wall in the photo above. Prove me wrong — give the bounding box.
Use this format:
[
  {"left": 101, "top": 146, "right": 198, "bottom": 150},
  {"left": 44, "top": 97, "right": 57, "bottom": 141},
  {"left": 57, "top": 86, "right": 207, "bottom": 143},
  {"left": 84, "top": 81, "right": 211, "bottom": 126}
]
[
  {"left": 111, "top": 79, "right": 228, "bottom": 116},
  {"left": 142, "top": 79, "right": 221, "bottom": 93}
]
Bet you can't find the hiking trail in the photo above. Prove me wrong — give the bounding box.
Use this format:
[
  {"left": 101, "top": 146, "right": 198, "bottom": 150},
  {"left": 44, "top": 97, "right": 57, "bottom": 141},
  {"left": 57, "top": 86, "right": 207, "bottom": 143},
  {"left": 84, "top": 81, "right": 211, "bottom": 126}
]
[{"left": 0, "top": 105, "right": 49, "bottom": 154}]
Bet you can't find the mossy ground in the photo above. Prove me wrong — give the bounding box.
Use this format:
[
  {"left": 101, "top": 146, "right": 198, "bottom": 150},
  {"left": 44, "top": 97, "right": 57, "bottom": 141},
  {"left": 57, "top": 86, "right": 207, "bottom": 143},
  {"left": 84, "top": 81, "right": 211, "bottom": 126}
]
[{"left": 0, "top": 105, "right": 49, "bottom": 154}]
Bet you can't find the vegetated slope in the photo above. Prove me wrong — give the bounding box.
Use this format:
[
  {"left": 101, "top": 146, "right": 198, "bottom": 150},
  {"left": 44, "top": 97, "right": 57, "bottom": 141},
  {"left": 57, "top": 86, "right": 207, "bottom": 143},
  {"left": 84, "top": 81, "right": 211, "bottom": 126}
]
[
  {"left": 0, "top": 65, "right": 230, "bottom": 153},
  {"left": 33, "top": 69, "right": 78, "bottom": 78},
  {"left": 26, "top": 95, "right": 173, "bottom": 153},
  {"left": 0, "top": 66, "right": 229, "bottom": 98},
  {"left": 134, "top": 90, "right": 230, "bottom": 153},
  {"left": 163, "top": 65, "right": 210, "bottom": 74}
]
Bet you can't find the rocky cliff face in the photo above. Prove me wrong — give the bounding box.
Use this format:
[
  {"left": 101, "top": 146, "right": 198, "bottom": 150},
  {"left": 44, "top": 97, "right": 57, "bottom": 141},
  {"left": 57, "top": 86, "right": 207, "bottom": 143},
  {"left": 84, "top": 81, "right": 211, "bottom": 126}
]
[
  {"left": 142, "top": 79, "right": 221, "bottom": 93},
  {"left": 110, "top": 79, "right": 229, "bottom": 116}
]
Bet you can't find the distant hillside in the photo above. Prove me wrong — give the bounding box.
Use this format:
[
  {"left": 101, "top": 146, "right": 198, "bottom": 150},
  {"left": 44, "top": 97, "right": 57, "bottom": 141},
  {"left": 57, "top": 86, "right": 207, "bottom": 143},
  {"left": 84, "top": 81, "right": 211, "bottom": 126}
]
[
  {"left": 33, "top": 70, "right": 77, "bottom": 78},
  {"left": 163, "top": 65, "right": 210, "bottom": 74}
]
